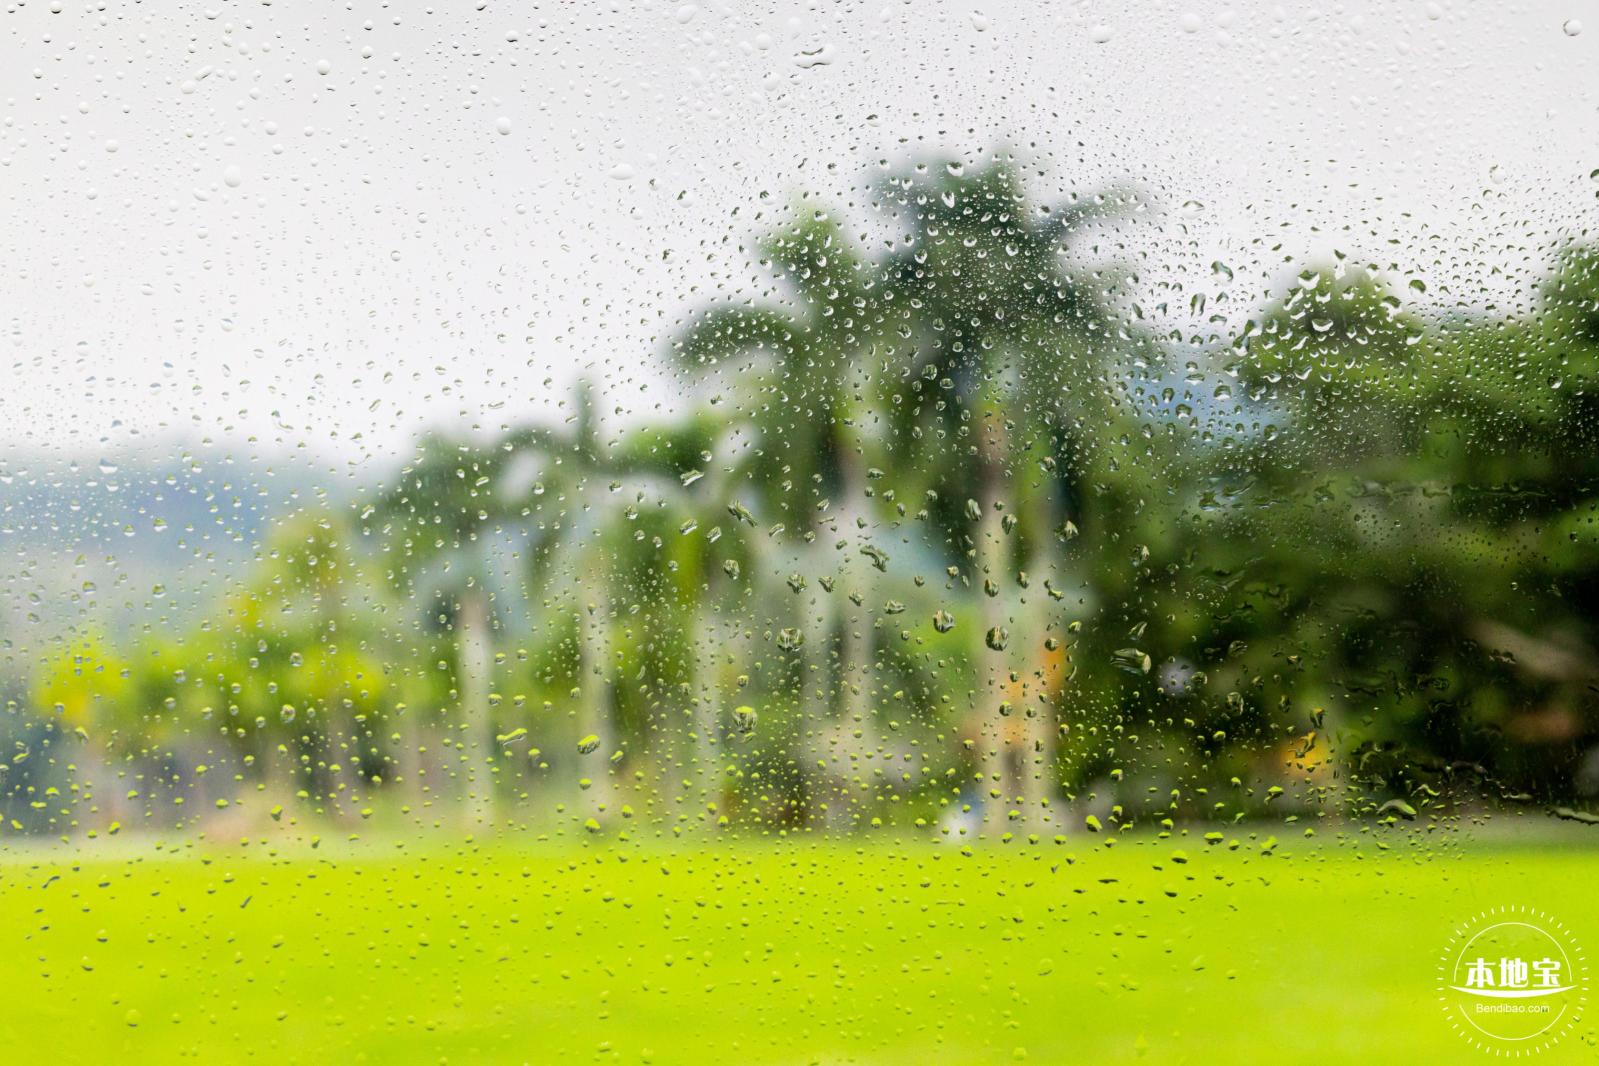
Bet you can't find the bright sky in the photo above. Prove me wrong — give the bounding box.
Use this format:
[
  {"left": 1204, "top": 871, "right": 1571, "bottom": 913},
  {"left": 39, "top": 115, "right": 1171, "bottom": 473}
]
[{"left": 2, "top": 0, "right": 1595, "bottom": 479}]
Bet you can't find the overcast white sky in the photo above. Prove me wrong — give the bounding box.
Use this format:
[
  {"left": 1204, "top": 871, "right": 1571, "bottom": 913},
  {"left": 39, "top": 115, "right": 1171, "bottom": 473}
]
[{"left": 2, "top": 0, "right": 1595, "bottom": 481}]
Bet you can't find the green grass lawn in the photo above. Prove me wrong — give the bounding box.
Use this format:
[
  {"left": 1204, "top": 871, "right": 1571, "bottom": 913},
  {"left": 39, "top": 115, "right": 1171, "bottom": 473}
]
[{"left": 2, "top": 826, "right": 1597, "bottom": 1063}]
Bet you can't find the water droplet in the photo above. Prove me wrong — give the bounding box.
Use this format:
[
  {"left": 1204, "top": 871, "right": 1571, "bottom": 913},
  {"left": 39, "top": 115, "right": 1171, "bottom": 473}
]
[
  {"left": 793, "top": 43, "right": 837, "bottom": 68},
  {"left": 1111, "top": 648, "right": 1152, "bottom": 675}
]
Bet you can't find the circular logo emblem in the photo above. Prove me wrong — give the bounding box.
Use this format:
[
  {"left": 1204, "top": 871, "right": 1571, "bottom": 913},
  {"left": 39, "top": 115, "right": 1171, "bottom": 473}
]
[{"left": 1439, "top": 906, "right": 1588, "bottom": 1053}]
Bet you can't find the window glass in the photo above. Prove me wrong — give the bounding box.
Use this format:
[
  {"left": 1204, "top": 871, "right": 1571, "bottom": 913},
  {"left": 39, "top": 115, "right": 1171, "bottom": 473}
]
[{"left": 3, "top": 2, "right": 1596, "bottom": 1061}]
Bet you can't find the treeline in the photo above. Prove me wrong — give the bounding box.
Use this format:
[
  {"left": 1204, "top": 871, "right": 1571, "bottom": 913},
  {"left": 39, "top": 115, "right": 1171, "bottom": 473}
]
[{"left": 8, "top": 158, "right": 1599, "bottom": 838}]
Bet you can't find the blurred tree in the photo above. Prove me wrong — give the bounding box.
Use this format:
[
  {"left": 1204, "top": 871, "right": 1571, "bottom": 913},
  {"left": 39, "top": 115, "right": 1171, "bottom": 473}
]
[
  {"left": 873, "top": 161, "right": 1149, "bottom": 826},
  {"left": 1194, "top": 251, "right": 1599, "bottom": 809},
  {"left": 605, "top": 412, "right": 760, "bottom": 813},
  {"left": 373, "top": 436, "right": 520, "bottom": 824},
  {"left": 672, "top": 209, "right": 898, "bottom": 823}
]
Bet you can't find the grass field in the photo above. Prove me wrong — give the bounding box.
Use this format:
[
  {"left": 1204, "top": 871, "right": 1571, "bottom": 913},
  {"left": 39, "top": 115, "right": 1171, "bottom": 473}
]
[{"left": 2, "top": 825, "right": 1597, "bottom": 1063}]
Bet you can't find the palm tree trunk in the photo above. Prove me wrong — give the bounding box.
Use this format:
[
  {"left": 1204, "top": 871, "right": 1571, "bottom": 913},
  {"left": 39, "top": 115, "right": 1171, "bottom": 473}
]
[
  {"left": 578, "top": 599, "right": 617, "bottom": 819},
  {"left": 836, "top": 454, "right": 875, "bottom": 739},
  {"left": 395, "top": 703, "right": 425, "bottom": 808},
  {"left": 684, "top": 608, "right": 720, "bottom": 815},
  {"left": 974, "top": 454, "right": 1019, "bottom": 835},
  {"left": 810, "top": 449, "right": 873, "bottom": 830},
  {"left": 263, "top": 736, "right": 296, "bottom": 807},
  {"left": 457, "top": 586, "right": 495, "bottom": 827},
  {"left": 1018, "top": 585, "right": 1054, "bottom": 823},
  {"left": 797, "top": 569, "right": 840, "bottom": 827},
  {"left": 78, "top": 735, "right": 125, "bottom": 830}
]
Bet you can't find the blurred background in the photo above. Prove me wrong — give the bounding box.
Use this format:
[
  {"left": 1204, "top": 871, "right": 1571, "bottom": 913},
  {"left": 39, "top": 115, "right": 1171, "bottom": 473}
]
[
  {"left": 2, "top": 2, "right": 1598, "bottom": 1061},
  {"left": 3, "top": 0, "right": 1596, "bottom": 840}
]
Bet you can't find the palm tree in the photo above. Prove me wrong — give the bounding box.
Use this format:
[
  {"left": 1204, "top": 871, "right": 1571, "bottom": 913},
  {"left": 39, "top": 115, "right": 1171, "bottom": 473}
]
[
  {"left": 603, "top": 411, "right": 762, "bottom": 818},
  {"left": 874, "top": 159, "right": 1140, "bottom": 830},
  {"left": 495, "top": 380, "right": 642, "bottom": 824},
  {"left": 670, "top": 209, "right": 899, "bottom": 824},
  {"left": 371, "top": 435, "right": 524, "bottom": 825}
]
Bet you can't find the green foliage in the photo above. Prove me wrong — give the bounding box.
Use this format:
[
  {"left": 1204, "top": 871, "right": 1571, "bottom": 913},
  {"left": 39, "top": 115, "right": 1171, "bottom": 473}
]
[{"left": 16, "top": 160, "right": 1599, "bottom": 836}]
